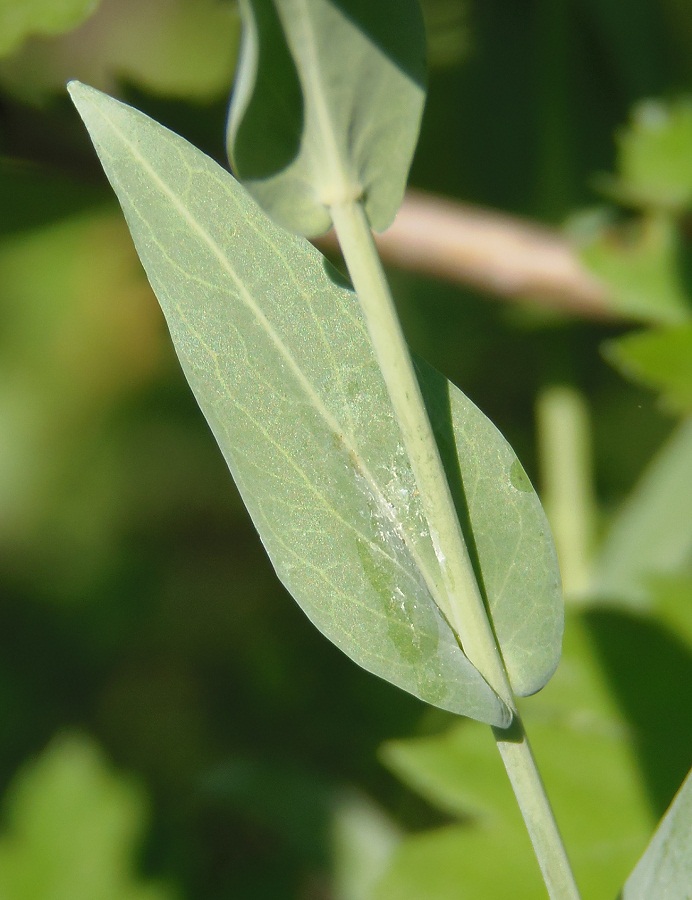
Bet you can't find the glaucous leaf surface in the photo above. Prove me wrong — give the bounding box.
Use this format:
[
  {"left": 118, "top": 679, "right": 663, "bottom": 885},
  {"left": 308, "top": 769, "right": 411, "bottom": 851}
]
[
  {"left": 68, "top": 82, "right": 504, "bottom": 724},
  {"left": 227, "top": 0, "right": 425, "bottom": 236},
  {"left": 621, "top": 767, "right": 692, "bottom": 899},
  {"left": 420, "top": 362, "right": 562, "bottom": 698},
  {"left": 604, "top": 324, "right": 692, "bottom": 414},
  {"left": 69, "top": 84, "right": 561, "bottom": 720}
]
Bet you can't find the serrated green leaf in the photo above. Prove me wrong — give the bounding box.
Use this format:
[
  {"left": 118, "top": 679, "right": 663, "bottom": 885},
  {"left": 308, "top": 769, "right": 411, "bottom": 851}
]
[
  {"left": 621, "top": 768, "right": 692, "bottom": 900},
  {"left": 605, "top": 99, "right": 692, "bottom": 212},
  {"left": 227, "top": 0, "right": 426, "bottom": 236},
  {"left": 0, "top": 733, "right": 174, "bottom": 900},
  {"left": 580, "top": 213, "right": 692, "bottom": 324},
  {"left": 604, "top": 324, "right": 692, "bottom": 413},
  {"left": 593, "top": 418, "right": 692, "bottom": 606},
  {"left": 68, "top": 83, "right": 561, "bottom": 720},
  {"left": 0, "top": 0, "right": 98, "bottom": 58}
]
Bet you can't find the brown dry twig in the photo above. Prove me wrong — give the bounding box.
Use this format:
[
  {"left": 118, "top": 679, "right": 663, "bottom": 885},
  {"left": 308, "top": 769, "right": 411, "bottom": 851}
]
[{"left": 318, "top": 190, "right": 614, "bottom": 320}]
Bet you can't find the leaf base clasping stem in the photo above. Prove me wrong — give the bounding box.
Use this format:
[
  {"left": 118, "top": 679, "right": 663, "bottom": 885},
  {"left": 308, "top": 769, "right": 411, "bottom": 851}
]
[{"left": 329, "top": 198, "right": 581, "bottom": 900}]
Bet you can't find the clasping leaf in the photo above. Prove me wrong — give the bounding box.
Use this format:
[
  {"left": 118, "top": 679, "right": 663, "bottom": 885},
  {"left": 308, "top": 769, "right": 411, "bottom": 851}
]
[{"left": 227, "top": 0, "right": 426, "bottom": 236}]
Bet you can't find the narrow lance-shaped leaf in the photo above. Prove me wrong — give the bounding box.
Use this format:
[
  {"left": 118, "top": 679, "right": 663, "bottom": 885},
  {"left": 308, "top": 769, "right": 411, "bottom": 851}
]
[
  {"left": 69, "top": 81, "right": 509, "bottom": 726},
  {"left": 227, "top": 0, "right": 426, "bottom": 236},
  {"left": 620, "top": 767, "right": 692, "bottom": 899},
  {"left": 70, "top": 84, "right": 561, "bottom": 718},
  {"left": 229, "top": 0, "right": 562, "bottom": 698},
  {"left": 593, "top": 418, "right": 692, "bottom": 606}
]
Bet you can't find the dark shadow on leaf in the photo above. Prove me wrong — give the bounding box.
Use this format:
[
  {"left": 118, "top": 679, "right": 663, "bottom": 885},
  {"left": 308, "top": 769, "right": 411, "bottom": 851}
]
[
  {"left": 322, "top": 253, "right": 353, "bottom": 291},
  {"left": 414, "top": 359, "right": 493, "bottom": 639},
  {"left": 229, "top": 0, "right": 425, "bottom": 182},
  {"left": 229, "top": 1, "right": 303, "bottom": 180},
  {"left": 584, "top": 607, "right": 692, "bottom": 818},
  {"left": 329, "top": 0, "right": 426, "bottom": 90}
]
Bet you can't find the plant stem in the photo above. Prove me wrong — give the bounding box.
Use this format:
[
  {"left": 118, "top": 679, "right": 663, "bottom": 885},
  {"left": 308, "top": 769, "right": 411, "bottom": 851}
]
[
  {"left": 537, "top": 384, "right": 596, "bottom": 599},
  {"left": 330, "top": 199, "right": 508, "bottom": 699},
  {"left": 329, "top": 198, "right": 581, "bottom": 900},
  {"left": 493, "top": 721, "right": 580, "bottom": 899}
]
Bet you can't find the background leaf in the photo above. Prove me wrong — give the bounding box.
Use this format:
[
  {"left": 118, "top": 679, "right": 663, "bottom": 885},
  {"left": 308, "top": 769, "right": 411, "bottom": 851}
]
[
  {"left": 0, "top": 733, "right": 174, "bottom": 900},
  {"left": 0, "top": 0, "right": 99, "bottom": 59},
  {"left": 602, "top": 98, "right": 692, "bottom": 212},
  {"left": 227, "top": 0, "right": 426, "bottom": 235},
  {"left": 0, "top": 0, "right": 240, "bottom": 103},
  {"left": 578, "top": 213, "right": 692, "bottom": 324},
  {"left": 330, "top": 791, "right": 402, "bottom": 900},
  {"left": 372, "top": 818, "right": 542, "bottom": 900},
  {"left": 592, "top": 417, "right": 692, "bottom": 606},
  {"left": 0, "top": 208, "right": 163, "bottom": 601},
  {"left": 376, "top": 610, "right": 665, "bottom": 900},
  {"left": 603, "top": 324, "right": 692, "bottom": 413}
]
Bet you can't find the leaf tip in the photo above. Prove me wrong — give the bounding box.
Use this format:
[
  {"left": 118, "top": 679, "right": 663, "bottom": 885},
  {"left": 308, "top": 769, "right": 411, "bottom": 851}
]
[
  {"left": 66, "top": 79, "right": 86, "bottom": 101},
  {"left": 67, "top": 80, "right": 94, "bottom": 118},
  {"left": 67, "top": 80, "right": 106, "bottom": 119}
]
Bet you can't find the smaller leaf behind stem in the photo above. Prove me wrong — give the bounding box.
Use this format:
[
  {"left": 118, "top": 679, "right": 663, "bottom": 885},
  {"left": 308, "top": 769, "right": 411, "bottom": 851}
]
[{"left": 227, "top": 0, "right": 426, "bottom": 236}]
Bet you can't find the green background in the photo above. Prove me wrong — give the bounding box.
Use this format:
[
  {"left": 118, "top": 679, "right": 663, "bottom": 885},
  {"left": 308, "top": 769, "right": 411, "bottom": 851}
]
[{"left": 1, "top": 1, "right": 691, "bottom": 897}]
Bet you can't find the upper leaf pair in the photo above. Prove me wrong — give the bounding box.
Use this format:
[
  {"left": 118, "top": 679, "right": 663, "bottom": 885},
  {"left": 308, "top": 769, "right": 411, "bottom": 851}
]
[{"left": 228, "top": 0, "right": 425, "bottom": 236}]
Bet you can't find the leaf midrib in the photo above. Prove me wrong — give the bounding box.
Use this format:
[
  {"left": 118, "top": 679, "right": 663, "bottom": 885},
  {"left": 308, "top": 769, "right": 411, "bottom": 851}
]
[{"left": 83, "top": 90, "right": 455, "bottom": 627}]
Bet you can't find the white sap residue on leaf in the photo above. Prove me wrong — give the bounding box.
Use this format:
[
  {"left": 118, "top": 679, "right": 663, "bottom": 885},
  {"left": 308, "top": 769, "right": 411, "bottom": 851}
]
[
  {"left": 381, "top": 444, "right": 428, "bottom": 540},
  {"left": 429, "top": 526, "right": 447, "bottom": 567},
  {"left": 392, "top": 585, "right": 407, "bottom": 615}
]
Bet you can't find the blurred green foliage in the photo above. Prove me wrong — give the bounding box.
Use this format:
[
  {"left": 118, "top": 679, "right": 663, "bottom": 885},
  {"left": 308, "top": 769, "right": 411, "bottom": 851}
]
[
  {"left": 0, "top": 0, "right": 97, "bottom": 59},
  {"left": 0, "top": 733, "right": 175, "bottom": 900},
  {"left": 0, "top": 0, "right": 691, "bottom": 897},
  {"left": 0, "top": 0, "right": 240, "bottom": 103},
  {"left": 604, "top": 324, "right": 692, "bottom": 413},
  {"left": 378, "top": 605, "right": 692, "bottom": 898}
]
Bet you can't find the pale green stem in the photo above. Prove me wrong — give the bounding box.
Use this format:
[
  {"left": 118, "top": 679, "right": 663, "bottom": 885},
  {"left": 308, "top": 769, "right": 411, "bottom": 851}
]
[
  {"left": 329, "top": 198, "right": 580, "bottom": 900},
  {"left": 537, "top": 384, "right": 596, "bottom": 599},
  {"left": 330, "top": 200, "right": 508, "bottom": 698},
  {"left": 493, "top": 721, "right": 580, "bottom": 899}
]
